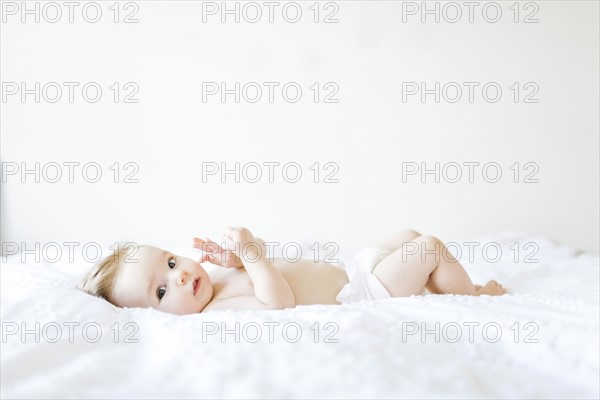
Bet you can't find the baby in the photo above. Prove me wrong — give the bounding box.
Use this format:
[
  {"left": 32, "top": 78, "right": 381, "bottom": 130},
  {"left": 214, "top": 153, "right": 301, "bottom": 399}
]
[{"left": 78, "top": 228, "right": 505, "bottom": 315}]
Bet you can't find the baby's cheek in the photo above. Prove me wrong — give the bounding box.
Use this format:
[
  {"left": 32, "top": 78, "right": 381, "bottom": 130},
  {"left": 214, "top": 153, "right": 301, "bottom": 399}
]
[
  {"left": 158, "top": 295, "right": 185, "bottom": 315},
  {"left": 179, "top": 295, "right": 203, "bottom": 315}
]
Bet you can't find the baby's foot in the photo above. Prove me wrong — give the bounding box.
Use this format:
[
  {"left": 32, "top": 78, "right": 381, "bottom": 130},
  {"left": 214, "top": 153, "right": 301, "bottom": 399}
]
[{"left": 475, "top": 280, "right": 505, "bottom": 296}]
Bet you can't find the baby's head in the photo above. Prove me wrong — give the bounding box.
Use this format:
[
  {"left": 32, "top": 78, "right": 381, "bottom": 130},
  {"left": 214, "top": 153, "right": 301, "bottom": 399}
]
[{"left": 78, "top": 244, "right": 213, "bottom": 315}]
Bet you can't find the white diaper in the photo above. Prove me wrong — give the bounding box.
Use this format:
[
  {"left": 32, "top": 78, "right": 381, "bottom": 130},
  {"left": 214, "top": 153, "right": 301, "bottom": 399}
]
[{"left": 336, "top": 247, "right": 393, "bottom": 304}]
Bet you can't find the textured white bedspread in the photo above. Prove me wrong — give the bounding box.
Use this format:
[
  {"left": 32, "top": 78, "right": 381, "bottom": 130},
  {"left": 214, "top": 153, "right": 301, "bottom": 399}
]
[{"left": 1, "top": 232, "right": 598, "bottom": 399}]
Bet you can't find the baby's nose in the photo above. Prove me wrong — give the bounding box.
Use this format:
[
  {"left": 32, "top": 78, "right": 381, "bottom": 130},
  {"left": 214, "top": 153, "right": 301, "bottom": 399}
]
[{"left": 177, "top": 270, "right": 188, "bottom": 286}]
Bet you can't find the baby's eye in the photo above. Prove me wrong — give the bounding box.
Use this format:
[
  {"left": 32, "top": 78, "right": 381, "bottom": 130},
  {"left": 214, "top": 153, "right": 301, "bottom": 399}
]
[
  {"left": 157, "top": 286, "right": 166, "bottom": 300},
  {"left": 168, "top": 257, "right": 176, "bottom": 269}
]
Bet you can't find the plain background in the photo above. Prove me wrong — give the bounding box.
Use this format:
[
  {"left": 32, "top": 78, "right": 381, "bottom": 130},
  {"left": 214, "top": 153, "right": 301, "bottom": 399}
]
[{"left": 1, "top": 1, "right": 598, "bottom": 258}]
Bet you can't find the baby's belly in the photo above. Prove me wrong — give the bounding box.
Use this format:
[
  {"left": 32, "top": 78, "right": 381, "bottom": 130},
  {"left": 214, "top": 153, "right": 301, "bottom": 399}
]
[
  {"left": 274, "top": 259, "right": 349, "bottom": 305},
  {"left": 210, "top": 259, "right": 349, "bottom": 306}
]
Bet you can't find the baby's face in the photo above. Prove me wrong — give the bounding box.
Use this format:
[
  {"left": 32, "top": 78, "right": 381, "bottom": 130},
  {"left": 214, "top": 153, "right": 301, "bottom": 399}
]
[{"left": 111, "top": 246, "right": 213, "bottom": 315}]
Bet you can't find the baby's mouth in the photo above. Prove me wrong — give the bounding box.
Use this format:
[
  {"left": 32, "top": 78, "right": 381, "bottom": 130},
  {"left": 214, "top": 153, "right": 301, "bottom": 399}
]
[{"left": 193, "top": 278, "right": 201, "bottom": 296}]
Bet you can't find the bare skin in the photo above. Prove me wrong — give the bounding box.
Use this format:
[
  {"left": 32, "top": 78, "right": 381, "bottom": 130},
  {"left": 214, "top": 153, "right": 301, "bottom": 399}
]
[
  {"left": 206, "top": 258, "right": 349, "bottom": 310},
  {"left": 202, "top": 228, "right": 505, "bottom": 312},
  {"left": 371, "top": 230, "right": 505, "bottom": 297},
  {"left": 110, "top": 228, "right": 505, "bottom": 315}
]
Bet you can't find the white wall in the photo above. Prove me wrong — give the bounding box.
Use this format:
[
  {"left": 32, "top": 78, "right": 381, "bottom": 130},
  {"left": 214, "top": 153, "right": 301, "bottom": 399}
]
[{"left": 1, "top": 1, "right": 598, "bottom": 256}]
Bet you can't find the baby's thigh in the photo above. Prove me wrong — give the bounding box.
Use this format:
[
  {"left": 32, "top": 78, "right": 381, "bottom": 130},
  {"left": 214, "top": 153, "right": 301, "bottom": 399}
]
[
  {"left": 372, "top": 242, "right": 436, "bottom": 297},
  {"left": 374, "top": 230, "right": 422, "bottom": 252}
]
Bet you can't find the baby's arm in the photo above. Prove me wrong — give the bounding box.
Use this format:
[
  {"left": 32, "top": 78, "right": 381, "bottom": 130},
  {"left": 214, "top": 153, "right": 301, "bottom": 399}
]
[{"left": 218, "top": 227, "right": 295, "bottom": 310}]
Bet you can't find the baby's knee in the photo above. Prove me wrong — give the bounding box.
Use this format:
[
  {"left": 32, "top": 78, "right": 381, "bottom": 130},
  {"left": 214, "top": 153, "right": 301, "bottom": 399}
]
[
  {"left": 401, "top": 229, "right": 421, "bottom": 237},
  {"left": 415, "top": 235, "right": 443, "bottom": 250},
  {"left": 395, "top": 229, "right": 421, "bottom": 240}
]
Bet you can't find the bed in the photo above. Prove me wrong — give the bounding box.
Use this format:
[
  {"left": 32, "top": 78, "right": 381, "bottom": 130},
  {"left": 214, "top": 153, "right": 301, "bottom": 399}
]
[{"left": 1, "top": 232, "right": 598, "bottom": 399}]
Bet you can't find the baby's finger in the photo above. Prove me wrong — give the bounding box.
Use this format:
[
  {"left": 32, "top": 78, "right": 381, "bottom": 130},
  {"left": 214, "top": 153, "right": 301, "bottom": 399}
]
[
  {"left": 194, "top": 237, "right": 220, "bottom": 254},
  {"left": 193, "top": 238, "right": 212, "bottom": 253},
  {"left": 205, "top": 254, "right": 225, "bottom": 267},
  {"left": 226, "top": 226, "right": 243, "bottom": 238},
  {"left": 192, "top": 237, "right": 205, "bottom": 249},
  {"left": 206, "top": 242, "right": 221, "bottom": 254},
  {"left": 222, "top": 234, "right": 236, "bottom": 251},
  {"left": 209, "top": 254, "right": 226, "bottom": 266},
  {"left": 205, "top": 238, "right": 224, "bottom": 251}
]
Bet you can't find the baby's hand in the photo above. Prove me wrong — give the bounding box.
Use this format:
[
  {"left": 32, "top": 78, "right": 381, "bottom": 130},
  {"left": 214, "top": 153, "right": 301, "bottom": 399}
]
[
  {"left": 193, "top": 237, "right": 243, "bottom": 268},
  {"left": 222, "top": 227, "right": 262, "bottom": 261}
]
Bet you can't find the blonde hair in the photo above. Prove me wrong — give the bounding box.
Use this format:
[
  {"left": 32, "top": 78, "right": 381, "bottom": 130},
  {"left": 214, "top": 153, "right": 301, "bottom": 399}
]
[{"left": 77, "top": 243, "right": 141, "bottom": 304}]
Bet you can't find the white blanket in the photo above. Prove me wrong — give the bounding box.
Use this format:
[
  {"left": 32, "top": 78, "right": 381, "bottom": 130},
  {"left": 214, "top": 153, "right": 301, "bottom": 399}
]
[{"left": 1, "top": 232, "right": 598, "bottom": 399}]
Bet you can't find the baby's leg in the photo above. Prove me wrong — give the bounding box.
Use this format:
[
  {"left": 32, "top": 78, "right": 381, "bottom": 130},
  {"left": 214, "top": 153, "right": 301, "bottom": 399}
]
[
  {"left": 372, "top": 235, "right": 502, "bottom": 296},
  {"left": 375, "top": 230, "right": 422, "bottom": 252}
]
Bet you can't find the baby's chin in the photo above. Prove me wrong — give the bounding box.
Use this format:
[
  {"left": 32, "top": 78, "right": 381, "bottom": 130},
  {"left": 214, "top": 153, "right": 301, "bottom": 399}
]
[
  {"left": 159, "top": 297, "right": 209, "bottom": 315},
  {"left": 190, "top": 293, "right": 213, "bottom": 315},
  {"left": 165, "top": 306, "right": 203, "bottom": 315}
]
